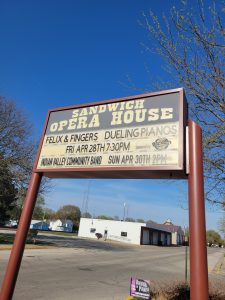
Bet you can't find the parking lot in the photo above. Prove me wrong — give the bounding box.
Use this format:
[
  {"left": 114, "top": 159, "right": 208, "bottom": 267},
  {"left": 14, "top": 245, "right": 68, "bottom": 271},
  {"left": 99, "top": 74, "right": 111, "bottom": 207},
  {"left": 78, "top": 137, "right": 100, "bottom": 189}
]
[{"left": 0, "top": 232, "right": 224, "bottom": 300}]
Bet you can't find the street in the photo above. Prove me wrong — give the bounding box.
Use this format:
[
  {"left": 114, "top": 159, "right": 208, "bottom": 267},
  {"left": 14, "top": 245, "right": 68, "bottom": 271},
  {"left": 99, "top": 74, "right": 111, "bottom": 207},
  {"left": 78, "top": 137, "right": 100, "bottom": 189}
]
[{"left": 0, "top": 233, "right": 224, "bottom": 300}]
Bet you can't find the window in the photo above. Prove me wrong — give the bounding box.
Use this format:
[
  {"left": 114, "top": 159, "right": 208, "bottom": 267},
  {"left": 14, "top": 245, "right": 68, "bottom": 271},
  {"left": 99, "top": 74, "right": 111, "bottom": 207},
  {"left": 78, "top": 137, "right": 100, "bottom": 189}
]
[
  {"left": 90, "top": 228, "right": 96, "bottom": 233},
  {"left": 121, "top": 232, "right": 127, "bottom": 237}
]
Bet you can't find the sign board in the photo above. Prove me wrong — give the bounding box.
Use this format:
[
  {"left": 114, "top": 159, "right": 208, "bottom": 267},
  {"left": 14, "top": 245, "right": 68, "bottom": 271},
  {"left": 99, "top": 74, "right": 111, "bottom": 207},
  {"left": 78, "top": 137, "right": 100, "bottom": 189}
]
[
  {"left": 130, "top": 277, "right": 151, "bottom": 299},
  {"left": 35, "top": 88, "right": 187, "bottom": 178},
  {"left": 1, "top": 85, "right": 208, "bottom": 300}
]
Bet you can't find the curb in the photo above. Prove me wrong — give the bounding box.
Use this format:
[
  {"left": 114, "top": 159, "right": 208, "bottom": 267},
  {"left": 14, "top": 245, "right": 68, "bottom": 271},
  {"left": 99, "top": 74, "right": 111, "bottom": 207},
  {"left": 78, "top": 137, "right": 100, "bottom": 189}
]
[{"left": 0, "top": 245, "right": 54, "bottom": 251}]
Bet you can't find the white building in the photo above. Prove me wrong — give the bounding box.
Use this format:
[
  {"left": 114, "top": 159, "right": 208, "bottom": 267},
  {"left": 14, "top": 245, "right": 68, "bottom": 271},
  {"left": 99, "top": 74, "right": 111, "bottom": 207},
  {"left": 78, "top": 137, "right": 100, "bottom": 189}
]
[
  {"left": 49, "top": 219, "right": 73, "bottom": 232},
  {"left": 78, "top": 218, "right": 174, "bottom": 246}
]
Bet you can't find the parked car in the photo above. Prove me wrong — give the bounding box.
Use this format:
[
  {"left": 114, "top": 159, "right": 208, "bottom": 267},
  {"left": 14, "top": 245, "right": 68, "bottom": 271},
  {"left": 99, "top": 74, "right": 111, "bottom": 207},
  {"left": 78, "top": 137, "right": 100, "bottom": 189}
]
[{"left": 5, "top": 220, "right": 18, "bottom": 228}]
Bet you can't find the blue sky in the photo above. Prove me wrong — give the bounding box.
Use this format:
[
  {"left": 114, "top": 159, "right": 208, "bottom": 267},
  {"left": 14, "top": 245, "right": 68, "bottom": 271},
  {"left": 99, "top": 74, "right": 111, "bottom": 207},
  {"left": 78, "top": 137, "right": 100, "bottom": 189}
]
[{"left": 0, "top": 0, "right": 223, "bottom": 230}]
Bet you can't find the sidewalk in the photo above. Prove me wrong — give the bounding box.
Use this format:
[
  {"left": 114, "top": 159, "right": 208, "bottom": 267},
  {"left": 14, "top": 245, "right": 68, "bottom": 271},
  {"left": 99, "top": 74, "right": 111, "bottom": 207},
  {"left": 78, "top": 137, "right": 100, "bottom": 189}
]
[
  {"left": 0, "top": 244, "right": 53, "bottom": 251},
  {"left": 211, "top": 253, "right": 225, "bottom": 276}
]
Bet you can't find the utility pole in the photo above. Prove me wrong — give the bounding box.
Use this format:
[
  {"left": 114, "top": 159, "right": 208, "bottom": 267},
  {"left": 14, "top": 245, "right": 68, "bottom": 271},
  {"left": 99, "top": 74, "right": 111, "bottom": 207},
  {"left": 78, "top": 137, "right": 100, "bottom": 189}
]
[{"left": 123, "top": 202, "right": 126, "bottom": 221}]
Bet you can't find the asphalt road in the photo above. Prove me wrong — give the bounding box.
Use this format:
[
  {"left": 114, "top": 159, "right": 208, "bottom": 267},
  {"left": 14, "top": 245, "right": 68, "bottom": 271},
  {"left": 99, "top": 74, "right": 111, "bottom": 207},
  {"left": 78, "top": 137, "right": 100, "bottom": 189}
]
[{"left": 0, "top": 233, "right": 224, "bottom": 300}]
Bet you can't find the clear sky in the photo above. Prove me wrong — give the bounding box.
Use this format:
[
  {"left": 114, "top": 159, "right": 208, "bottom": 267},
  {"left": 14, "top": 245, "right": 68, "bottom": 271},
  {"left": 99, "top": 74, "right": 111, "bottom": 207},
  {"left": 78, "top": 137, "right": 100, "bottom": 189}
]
[{"left": 0, "top": 0, "right": 223, "bottom": 230}]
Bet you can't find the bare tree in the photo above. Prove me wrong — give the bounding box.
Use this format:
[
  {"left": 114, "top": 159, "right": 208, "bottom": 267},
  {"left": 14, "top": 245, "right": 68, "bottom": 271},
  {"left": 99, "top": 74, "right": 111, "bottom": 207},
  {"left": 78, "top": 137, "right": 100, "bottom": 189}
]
[
  {"left": 141, "top": 0, "right": 225, "bottom": 205},
  {"left": 218, "top": 211, "right": 225, "bottom": 238},
  {"left": 0, "top": 97, "right": 50, "bottom": 221},
  {"left": 0, "top": 97, "right": 36, "bottom": 189}
]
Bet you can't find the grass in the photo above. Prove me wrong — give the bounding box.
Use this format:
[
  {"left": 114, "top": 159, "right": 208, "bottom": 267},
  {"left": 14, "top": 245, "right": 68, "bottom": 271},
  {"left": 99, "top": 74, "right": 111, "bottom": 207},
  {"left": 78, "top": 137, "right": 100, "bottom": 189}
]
[
  {"left": 0, "top": 232, "right": 54, "bottom": 247},
  {"left": 0, "top": 230, "right": 78, "bottom": 249},
  {"left": 0, "top": 233, "right": 15, "bottom": 244},
  {"left": 43, "top": 231, "right": 78, "bottom": 237},
  {"left": 0, "top": 230, "right": 77, "bottom": 245}
]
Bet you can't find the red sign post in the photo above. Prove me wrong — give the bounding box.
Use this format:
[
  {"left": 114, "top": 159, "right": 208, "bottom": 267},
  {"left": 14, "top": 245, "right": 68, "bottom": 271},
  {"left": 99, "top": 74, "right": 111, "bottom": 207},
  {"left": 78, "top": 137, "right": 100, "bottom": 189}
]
[
  {"left": 0, "top": 89, "right": 208, "bottom": 300},
  {"left": 0, "top": 173, "right": 42, "bottom": 300},
  {"left": 188, "top": 120, "right": 208, "bottom": 299}
]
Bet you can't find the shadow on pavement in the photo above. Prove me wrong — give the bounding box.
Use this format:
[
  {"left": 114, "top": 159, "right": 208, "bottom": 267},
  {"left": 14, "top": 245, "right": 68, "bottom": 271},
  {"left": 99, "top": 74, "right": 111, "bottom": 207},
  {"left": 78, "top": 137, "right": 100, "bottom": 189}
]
[{"left": 37, "top": 234, "right": 136, "bottom": 252}]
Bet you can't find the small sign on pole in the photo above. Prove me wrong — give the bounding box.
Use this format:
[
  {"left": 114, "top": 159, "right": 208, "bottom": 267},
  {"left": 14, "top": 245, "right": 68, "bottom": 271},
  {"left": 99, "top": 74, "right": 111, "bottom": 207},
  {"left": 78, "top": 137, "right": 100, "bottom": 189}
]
[{"left": 130, "top": 277, "right": 151, "bottom": 299}]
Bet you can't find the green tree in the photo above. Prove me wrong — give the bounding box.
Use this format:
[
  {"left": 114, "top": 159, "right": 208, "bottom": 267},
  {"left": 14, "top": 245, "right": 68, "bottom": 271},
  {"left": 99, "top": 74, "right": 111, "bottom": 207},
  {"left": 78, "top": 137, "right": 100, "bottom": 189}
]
[
  {"left": 96, "top": 215, "right": 114, "bottom": 220},
  {"left": 206, "top": 230, "right": 222, "bottom": 245},
  {"left": 146, "top": 219, "right": 157, "bottom": 224},
  {"left": 136, "top": 218, "right": 145, "bottom": 223},
  {"left": 141, "top": 1, "right": 225, "bottom": 205},
  {"left": 9, "top": 189, "right": 25, "bottom": 222},
  {"left": 56, "top": 205, "right": 81, "bottom": 227},
  {"left": 32, "top": 196, "right": 45, "bottom": 220},
  {"left": 10, "top": 191, "right": 47, "bottom": 222},
  {"left": 44, "top": 208, "right": 56, "bottom": 221},
  {"left": 125, "top": 217, "right": 135, "bottom": 222},
  {"left": 82, "top": 212, "right": 92, "bottom": 218},
  {"left": 0, "top": 157, "right": 17, "bottom": 224}
]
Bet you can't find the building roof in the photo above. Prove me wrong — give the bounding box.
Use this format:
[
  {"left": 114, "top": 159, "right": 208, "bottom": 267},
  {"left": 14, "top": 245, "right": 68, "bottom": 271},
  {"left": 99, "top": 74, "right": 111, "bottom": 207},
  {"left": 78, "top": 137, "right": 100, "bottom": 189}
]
[
  {"left": 30, "top": 220, "right": 47, "bottom": 225},
  {"left": 146, "top": 221, "right": 182, "bottom": 233},
  {"left": 146, "top": 222, "right": 171, "bottom": 233},
  {"left": 50, "top": 219, "right": 73, "bottom": 226}
]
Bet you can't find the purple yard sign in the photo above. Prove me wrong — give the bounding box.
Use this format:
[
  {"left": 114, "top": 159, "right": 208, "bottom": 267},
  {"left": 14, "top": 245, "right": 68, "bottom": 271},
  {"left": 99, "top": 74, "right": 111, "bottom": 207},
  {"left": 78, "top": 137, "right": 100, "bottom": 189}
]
[{"left": 130, "top": 277, "right": 151, "bottom": 299}]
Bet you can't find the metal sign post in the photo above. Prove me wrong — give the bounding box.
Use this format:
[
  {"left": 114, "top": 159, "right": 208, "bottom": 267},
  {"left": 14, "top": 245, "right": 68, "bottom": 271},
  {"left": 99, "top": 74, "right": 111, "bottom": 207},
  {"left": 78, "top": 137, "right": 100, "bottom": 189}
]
[{"left": 188, "top": 120, "right": 208, "bottom": 300}]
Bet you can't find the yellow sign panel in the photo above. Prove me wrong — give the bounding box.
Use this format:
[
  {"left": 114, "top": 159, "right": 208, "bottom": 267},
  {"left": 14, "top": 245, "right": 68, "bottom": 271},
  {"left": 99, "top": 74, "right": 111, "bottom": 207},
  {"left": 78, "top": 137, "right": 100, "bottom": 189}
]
[{"left": 37, "top": 123, "right": 179, "bottom": 169}]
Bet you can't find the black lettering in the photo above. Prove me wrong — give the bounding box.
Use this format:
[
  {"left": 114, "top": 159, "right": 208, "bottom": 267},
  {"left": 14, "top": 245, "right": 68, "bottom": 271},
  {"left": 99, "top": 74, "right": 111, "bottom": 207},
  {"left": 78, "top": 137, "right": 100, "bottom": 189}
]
[
  {"left": 108, "top": 155, "right": 120, "bottom": 164},
  {"left": 40, "top": 158, "right": 53, "bottom": 166}
]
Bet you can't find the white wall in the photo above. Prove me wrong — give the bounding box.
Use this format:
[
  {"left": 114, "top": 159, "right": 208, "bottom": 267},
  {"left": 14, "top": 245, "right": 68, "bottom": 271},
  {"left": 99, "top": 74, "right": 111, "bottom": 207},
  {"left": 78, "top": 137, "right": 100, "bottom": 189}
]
[
  {"left": 50, "top": 220, "right": 63, "bottom": 231},
  {"left": 78, "top": 218, "right": 146, "bottom": 245},
  {"left": 171, "top": 232, "right": 177, "bottom": 245},
  {"left": 171, "top": 228, "right": 184, "bottom": 245}
]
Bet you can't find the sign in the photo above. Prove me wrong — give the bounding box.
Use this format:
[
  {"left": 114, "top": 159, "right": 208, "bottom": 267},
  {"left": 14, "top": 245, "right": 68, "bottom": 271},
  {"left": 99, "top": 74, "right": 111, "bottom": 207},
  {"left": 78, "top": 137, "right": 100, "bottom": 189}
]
[
  {"left": 1, "top": 85, "right": 208, "bottom": 300},
  {"left": 35, "top": 88, "right": 187, "bottom": 178},
  {"left": 130, "top": 277, "right": 151, "bottom": 299}
]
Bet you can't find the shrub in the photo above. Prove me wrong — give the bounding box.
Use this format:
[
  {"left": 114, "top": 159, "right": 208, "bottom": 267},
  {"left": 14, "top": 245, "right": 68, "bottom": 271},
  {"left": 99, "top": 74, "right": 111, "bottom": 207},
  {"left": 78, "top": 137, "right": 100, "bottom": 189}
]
[{"left": 148, "top": 280, "right": 225, "bottom": 300}]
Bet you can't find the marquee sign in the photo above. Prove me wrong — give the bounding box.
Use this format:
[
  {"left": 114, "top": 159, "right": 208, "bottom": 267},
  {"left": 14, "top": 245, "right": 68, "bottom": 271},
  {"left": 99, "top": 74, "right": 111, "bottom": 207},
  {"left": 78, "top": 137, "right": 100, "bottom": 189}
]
[
  {"left": 1, "top": 88, "right": 208, "bottom": 300},
  {"left": 34, "top": 88, "right": 187, "bottom": 178}
]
